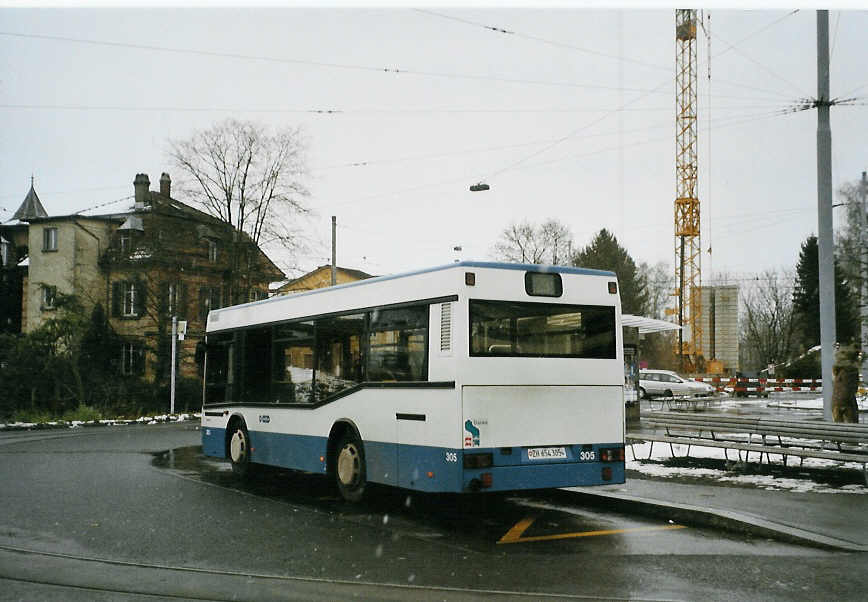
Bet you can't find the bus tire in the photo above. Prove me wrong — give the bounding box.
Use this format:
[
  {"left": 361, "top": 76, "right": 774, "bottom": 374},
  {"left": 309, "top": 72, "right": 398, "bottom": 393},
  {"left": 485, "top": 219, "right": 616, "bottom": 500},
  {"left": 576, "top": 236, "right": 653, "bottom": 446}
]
[
  {"left": 228, "top": 419, "right": 253, "bottom": 478},
  {"left": 639, "top": 387, "right": 647, "bottom": 400},
  {"left": 334, "top": 431, "right": 367, "bottom": 503},
  {"left": 664, "top": 389, "right": 673, "bottom": 398}
]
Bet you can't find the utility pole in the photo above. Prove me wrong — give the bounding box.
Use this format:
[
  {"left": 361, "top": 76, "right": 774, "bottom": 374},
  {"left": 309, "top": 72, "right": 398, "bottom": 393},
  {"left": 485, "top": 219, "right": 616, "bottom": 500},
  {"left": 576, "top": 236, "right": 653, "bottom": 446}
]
[
  {"left": 331, "top": 216, "right": 337, "bottom": 286},
  {"left": 170, "top": 315, "right": 177, "bottom": 416},
  {"left": 861, "top": 170, "right": 868, "bottom": 390},
  {"left": 816, "top": 10, "right": 836, "bottom": 421}
]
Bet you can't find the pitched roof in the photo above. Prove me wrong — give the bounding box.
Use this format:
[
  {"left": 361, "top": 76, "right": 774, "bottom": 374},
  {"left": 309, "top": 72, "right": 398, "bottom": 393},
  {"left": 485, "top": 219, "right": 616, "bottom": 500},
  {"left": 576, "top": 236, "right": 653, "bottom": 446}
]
[
  {"left": 279, "top": 264, "right": 375, "bottom": 291},
  {"left": 13, "top": 180, "right": 48, "bottom": 221}
]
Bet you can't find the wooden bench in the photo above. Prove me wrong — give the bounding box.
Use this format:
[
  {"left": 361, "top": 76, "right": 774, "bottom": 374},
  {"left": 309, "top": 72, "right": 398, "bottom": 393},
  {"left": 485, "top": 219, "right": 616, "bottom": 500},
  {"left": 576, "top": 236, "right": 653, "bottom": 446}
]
[{"left": 626, "top": 412, "right": 868, "bottom": 483}]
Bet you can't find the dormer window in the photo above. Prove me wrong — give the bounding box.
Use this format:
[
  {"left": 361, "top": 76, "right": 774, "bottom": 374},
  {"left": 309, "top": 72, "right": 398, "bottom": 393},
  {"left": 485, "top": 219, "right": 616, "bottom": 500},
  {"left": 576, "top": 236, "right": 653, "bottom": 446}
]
[{"left": 119, "top": 232, "right": 131, "bottom": 254}]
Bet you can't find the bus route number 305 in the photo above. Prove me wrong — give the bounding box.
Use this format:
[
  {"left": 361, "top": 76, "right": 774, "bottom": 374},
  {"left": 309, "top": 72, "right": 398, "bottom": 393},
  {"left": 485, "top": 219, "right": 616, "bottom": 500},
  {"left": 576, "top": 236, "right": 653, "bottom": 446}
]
[{"left": 445, "top": 452, "right": 458, "bottom": 463}]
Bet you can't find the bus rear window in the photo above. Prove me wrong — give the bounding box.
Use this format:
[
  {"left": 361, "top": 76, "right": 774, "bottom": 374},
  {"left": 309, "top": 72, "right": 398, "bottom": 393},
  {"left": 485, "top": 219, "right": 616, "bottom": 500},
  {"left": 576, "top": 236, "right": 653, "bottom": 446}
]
[{"left": 470, "top": 300, "right": 616, "bottom": 359}]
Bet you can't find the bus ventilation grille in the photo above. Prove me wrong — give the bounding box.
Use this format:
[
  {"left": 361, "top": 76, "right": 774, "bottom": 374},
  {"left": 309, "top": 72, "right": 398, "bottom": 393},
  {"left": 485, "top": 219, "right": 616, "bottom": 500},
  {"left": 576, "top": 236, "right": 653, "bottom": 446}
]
[{"left": 440, "top": 302, "right": 452, "bottom": 352}]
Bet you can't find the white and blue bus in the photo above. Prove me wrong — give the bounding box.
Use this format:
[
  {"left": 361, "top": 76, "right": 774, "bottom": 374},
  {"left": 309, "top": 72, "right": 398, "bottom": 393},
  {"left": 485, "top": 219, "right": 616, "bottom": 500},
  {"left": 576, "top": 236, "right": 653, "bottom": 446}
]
[{"left": 201, "top": 261, "right": 625, "bottom": 501}]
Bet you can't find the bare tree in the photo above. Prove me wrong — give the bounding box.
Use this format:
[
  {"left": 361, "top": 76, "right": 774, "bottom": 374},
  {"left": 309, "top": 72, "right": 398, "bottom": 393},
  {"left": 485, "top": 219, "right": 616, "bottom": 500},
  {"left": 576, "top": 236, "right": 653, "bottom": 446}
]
[
  {"left": 640, "top": 260, "right": 673, "bottom": 320},
  {"left": 835, "top": 179, "right": 866, "bottom": 310},
  {"left": 740, "top": 269, "right": 796, "bottom": 371},
  {"left": 492, "top": 219, "right": 573, "bottom": 265},
  {"left": 539, "top": 219, "right": 573, "bottom": 265},
  {"left": 168, "top": 119, "right": 310, "bottom": 258}
]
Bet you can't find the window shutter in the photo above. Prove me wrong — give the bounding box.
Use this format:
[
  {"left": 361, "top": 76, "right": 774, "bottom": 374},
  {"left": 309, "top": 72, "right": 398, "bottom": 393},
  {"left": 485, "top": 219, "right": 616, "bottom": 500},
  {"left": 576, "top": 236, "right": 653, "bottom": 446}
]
[
  {"left": 112, "top": 281, "right": 122, "bottom": 317},
  {"left": 199, "top": 287, "right": 208, "bottom": 322},
  {"left": 158, "top": 281, "right": 168, "bottom": 315},
  {"left": 134, "top": 279, "right": 146, "bottom": 318},
  {"left": 179, "top": 282, "right": 188, "bottom": 320},
  {"left": 133, "top": 344, "right": 145, "bottom": 375}
]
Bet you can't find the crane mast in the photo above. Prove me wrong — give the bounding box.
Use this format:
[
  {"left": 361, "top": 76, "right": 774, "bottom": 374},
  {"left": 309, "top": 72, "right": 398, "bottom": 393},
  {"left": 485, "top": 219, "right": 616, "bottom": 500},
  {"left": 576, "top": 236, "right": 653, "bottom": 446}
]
[{"left": 674, "top": 8, "right": 703, "bottom": 370}]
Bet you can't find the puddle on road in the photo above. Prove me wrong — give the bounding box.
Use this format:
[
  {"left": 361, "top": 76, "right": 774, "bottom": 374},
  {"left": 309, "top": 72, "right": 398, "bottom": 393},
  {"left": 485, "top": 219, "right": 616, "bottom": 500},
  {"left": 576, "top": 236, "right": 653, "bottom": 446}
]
[{"left": 150, "top": 445, "right": 808, "bottom": 557}]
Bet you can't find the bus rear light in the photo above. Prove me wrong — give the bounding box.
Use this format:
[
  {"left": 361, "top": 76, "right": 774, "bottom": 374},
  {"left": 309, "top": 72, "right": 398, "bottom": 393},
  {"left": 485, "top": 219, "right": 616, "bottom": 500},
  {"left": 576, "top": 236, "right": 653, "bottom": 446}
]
[
  {"left": 427, "top": 471, "right": 434, "bottom": 479},
  {"left": 480, "top": 473, "right": 493, "bottom": 488},
  {"left": 463, "top": 453, "right": 493, "bottom": 469},
  {"left": 602, "top": 467, "right": 612, "bottom": 481},
  {"left": 599, "top": 447, "right": 625, "bottom": 462}
]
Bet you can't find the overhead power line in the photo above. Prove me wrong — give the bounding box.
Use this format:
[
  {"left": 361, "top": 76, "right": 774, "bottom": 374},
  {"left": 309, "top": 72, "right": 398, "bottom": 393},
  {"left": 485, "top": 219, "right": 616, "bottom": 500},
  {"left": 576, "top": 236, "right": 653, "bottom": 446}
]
[
  {"left": 0, "top": 102, "right": 786, "bottom": 114},
  {"left": 322, "top": 105, "right": 793, "bottom": 211},
  {"left": 0, "top": 30, "right": 670, "bottom": 95},
  {"left": 413, "top": 8, "right": 672, "bottom": 74},
  {"left": 415, "top": 8, "right": 803, "bottom": 103}
]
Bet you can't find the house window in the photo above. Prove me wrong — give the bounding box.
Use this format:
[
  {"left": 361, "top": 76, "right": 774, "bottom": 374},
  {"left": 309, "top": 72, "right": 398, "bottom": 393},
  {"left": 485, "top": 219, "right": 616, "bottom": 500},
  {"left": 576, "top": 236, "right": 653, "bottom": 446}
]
[
  {"left": 123, "top": 282, "right": 138, "bottom": 317},
  {"left": 208, "top": 239, "right": 218, "bottom": 263},
  {"left": 41, "top": 285, "right": 57, "bottom": 310},
  {"left": 120, "top": 342, "right": 144, "bottom": 376},
  {"left": 119, "top": 232, "right": 131, "bottom": 254},
  {"left": 199, "top": 286, "right": 222, "bottom": 321},
  {"left": 43, "top": 227, "right": 58, "bottom": 252}
]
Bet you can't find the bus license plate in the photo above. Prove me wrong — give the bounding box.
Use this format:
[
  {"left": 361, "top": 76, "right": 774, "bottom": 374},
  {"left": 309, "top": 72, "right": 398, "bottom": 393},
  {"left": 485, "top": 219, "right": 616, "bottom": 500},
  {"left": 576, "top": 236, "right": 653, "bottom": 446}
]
[{"left": 527, "top": 447, "right": 567, "bottom": 460}]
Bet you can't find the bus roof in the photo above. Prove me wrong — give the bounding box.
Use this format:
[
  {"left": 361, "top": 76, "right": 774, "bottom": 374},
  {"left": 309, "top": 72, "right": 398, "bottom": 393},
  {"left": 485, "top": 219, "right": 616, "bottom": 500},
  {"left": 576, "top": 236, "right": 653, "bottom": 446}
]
[{"left": 208, "top": 261, "right": 617, "bottom": 330}]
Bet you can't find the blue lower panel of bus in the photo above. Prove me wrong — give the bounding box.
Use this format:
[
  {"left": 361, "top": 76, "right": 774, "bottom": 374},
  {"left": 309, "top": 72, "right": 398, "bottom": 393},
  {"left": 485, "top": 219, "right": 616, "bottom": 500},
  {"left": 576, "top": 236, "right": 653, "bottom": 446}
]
[
  {"left": 201, "top": 426, "right": 226, "bottom": 458},
  {"left": 203, "top": 427, "right": 623, "bottom": 493},
  {"left": 463, "top": 456, "right": 625, "bottom": 492}
]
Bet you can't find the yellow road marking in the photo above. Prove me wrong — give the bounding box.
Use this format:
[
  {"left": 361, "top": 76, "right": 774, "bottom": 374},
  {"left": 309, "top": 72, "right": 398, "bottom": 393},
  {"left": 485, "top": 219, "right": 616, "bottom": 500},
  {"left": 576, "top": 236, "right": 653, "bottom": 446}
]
[
  {"left": 498, "top": 516, "right": 538, "bottom": 543},
  {"left": 497, "top": 516, "right": 686, "bottom": 544}
]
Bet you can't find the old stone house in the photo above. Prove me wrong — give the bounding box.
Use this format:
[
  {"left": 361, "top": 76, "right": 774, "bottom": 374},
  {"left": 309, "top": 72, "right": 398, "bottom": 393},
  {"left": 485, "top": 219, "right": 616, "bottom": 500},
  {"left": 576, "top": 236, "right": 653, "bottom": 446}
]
[{"left": 1, "top": 172, "right": 284, "bottom": 381}]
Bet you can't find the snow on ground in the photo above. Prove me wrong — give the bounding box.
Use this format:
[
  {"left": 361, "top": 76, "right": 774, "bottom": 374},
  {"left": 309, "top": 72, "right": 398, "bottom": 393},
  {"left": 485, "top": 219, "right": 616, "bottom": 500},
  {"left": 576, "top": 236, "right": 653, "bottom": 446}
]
[
  {"left": 627, "top": 440, "right": 868, "bottom": 495},
  {"left": 0, "top": 413, "right": 200, "bottom": 430},
  {"left": 767, "top": 395, "right": 868, "bottom": 412}
]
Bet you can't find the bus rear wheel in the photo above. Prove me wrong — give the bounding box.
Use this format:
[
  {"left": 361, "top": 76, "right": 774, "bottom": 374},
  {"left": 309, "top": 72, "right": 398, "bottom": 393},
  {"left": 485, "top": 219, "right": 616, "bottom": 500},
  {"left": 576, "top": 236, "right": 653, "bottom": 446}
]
[
  {"left": 228, "top": 420, "right": 253, "bottom": 478},
  {"left": 334, "top": 431, "right": 367, "bottom": 503}
]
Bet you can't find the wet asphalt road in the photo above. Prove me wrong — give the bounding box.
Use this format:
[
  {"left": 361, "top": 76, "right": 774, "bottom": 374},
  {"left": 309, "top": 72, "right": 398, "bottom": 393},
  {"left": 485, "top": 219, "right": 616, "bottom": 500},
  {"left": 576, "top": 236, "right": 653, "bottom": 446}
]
[{"left": 0, "top": 422, "right": 865, "bottom": 601}]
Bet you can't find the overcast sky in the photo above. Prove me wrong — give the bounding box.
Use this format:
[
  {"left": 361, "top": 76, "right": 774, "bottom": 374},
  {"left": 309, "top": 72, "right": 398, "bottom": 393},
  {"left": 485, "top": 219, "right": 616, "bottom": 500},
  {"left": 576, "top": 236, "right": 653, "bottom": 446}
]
[{"left": 1, "top": 5, "right": 865, "bottom": 282}]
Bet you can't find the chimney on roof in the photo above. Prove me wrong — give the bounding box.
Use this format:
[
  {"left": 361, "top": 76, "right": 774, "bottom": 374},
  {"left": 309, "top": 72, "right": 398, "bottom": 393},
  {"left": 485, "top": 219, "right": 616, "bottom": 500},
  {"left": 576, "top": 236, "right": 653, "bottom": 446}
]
[
  {"left": 160, "top": 172, "right": 171, "bottom": 198},
  {"left": 133, "top": 173, "right": 150, "bottom": 210}
]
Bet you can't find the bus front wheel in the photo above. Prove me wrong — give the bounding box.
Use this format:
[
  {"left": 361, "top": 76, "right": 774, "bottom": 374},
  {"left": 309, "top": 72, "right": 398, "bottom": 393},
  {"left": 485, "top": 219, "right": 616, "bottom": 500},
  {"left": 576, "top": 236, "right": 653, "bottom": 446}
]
[
  {"left": 228, "top": 420, "right": 253, "bottom": 478},
  {"left": 335, "top": 431, "right": 367, "bottom": 503}
]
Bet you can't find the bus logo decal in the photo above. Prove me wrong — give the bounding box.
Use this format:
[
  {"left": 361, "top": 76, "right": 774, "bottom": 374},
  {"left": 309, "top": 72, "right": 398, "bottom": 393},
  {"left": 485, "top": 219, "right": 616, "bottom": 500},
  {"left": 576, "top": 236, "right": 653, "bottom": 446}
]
[{"left": 464, "top": 420, "right": 480, "bottom": 447}]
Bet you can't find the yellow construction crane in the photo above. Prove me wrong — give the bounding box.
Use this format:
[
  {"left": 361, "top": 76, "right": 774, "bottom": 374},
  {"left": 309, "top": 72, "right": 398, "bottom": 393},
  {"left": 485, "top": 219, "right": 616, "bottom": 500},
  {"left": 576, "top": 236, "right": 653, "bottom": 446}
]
[{"left": 673, "top": 8, "right": 703, "bottom": 371}]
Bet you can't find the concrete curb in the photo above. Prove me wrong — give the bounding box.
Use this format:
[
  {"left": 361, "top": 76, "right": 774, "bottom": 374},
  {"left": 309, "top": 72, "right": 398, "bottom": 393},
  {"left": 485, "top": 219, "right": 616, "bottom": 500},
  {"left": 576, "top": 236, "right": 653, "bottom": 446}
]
[{"left": 557, "top": 487, "right": 868, "bottom": 553}]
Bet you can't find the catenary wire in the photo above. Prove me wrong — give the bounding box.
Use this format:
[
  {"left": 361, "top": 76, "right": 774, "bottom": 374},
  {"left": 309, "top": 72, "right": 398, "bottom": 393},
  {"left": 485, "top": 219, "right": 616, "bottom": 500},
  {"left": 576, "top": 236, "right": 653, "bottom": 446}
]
[
  {"left": 0, "top": 102, "right": 789, "bottom": 114},
  {"left": 0, "top": 30, "right": 675, "bottom": 95},
  {"left": 414, "top": 8, "right": 799, "bottom": 103},
  {"left": 413, "top": 8, "right": 672, "bottom": 74}
]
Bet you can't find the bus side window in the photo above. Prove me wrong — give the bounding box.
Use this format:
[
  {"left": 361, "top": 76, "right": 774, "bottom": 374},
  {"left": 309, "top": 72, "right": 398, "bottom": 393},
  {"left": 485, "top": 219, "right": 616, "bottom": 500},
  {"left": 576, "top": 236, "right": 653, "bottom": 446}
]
[
  {"left": 314, "top": 314, "right": 365, "bottom": 402},
  {"left": 367, "top": 306, "right": 428, "bottom": 382},
  {"left": 241, "top": 327, "right": 271, "bottom": 403},
  {"left": 205, "top": 333, "right": 235, "bottom": 404},
  {"left": 273, "top": 321, "right": 315, "bottom": 403}
]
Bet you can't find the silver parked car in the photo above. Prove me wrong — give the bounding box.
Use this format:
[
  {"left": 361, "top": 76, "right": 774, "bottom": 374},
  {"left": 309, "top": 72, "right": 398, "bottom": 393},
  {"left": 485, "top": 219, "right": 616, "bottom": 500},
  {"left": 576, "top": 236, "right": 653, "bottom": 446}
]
[{"left": 639, "top": 369, "right": 714, "bottom": 399}]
